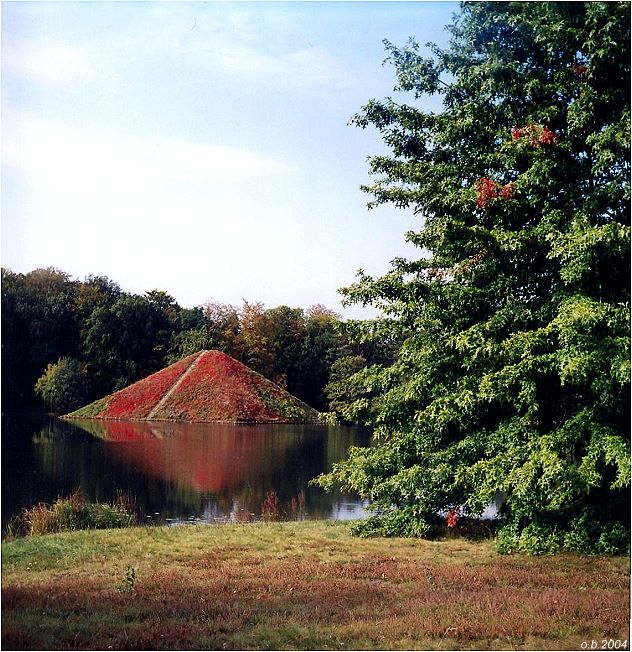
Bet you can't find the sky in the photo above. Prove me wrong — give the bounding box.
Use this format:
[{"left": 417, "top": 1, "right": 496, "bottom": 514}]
[{"left": 2, "top": 1, "right": 457, "bottom": 318}]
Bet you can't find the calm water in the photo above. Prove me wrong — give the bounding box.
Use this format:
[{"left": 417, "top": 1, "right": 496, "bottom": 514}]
[{"left": 1, "top": 414, "right": 372, "bottom": 530}]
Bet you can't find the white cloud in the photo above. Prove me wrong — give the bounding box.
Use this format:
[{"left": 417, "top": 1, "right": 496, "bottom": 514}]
[
  {"left": 153, "top": 140, "right": 283, "bottom": 181},
  {"left": 2, "top": 112, "right": 285, "bottom": 242},
  {"left": 2, "top": 36, "right": 96, "bottom": 86},
  {"left": 1, "top": 113, "right": 294, "bottom": 309},
  {"left": 3, "top": 113, "right": 286, "bottom": 192},
  {"left": 199, "top": 35, "right": 345, "bottom": 89},
  {"left": 2, "top": 4, "right": 353, "bottom": 94}
]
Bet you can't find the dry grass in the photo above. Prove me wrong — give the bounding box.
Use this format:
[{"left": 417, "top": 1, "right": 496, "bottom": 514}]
[{"left": 2, "top": 521, "right": 629, "bottom": 650}]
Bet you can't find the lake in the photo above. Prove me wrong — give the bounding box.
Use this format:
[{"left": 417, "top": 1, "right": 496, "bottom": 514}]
[{"left": 1, "top": 414, "right": 372, "bottom": 530}]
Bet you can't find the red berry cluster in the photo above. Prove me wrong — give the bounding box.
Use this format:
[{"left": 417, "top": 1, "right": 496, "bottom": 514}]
[
  {"left": 475, "top": 177, "right": 515, "bottom": 209},
  {"left": 459, "top": 249, "right": 488, "bottom": 274},
  {"left": 425, "top": 267, "right": 450, "bottom": 280},
  {"left": 446, "top": 509, "right": 460, "bottom": 528},
  {"left": 511, "top": 124, "right": 559, "bottom": 147},
  {"left": 571, "top": 63, "right": 588, "bottom": 77}
]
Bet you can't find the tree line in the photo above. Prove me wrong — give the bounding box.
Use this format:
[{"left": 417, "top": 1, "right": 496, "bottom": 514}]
[{"left": 1, "top": 267, "right": 397, "bottom": 417}]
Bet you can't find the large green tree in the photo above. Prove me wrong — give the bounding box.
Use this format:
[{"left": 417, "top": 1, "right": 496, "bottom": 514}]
[{"left": 317, "top": 2, "right": 630, "bottom": 554}]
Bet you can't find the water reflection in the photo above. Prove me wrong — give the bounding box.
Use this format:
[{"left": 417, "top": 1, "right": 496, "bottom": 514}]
[{"left": 2, "top": 415, "right": 371, "bottom": 528}]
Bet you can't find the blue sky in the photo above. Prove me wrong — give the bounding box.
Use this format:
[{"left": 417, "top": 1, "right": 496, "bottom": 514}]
[{"left": 2, "top": 1, "right": 457, "bottom": 318}]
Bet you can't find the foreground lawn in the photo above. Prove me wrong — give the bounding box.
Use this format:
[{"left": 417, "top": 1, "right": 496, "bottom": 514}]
[{"left": 2, "top": 521, "right": 629, "bottom": 650}]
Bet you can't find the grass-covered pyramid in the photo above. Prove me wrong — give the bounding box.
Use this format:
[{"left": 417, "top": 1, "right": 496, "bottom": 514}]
[{"left": 64, "top": 350, "right": 321, "bottom": 423}]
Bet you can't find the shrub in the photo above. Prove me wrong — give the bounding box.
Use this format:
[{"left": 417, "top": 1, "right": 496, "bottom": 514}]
[
  {"left": 496, "top": 515, "right": 630, "bottom": 556},
  {"left": 597, "top": 522, "right": 630, "bottom": 556},
  {"left": 5, "top": 491, "right": 137, "bottom": 539},
  {"left": 34, "top": 357, "right": 88, "bottom": 413}
]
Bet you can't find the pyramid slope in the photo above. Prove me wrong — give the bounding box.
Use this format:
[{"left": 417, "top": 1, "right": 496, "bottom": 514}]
[{"left": 64, "top": 350, "right": 322, "bottom": 423}]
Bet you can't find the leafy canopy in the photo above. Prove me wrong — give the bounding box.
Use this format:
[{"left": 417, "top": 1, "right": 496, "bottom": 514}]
[
  {"left": 316, "top": 1, "right": 630, "bottom": 554},
  {"left": 34, "top": 357, "right": 88, "bottom": 413}
]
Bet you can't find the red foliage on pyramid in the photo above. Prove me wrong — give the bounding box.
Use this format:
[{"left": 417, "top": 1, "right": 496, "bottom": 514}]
[{"left": 64, "top": 350, "right": 321, "bottom": 423}]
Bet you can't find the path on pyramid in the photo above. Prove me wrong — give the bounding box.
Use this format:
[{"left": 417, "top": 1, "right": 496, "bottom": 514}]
[
  {"left": 64, "top": 350, "right": 322, "bottom": 424},
  {"left": 146, "top": 350, "right": 205, "bottom": 420}
]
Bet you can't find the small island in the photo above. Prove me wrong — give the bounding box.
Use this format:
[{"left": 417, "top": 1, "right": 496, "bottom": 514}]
[{"left": 64, "top": 350, "right": 322, "bottom": 424}]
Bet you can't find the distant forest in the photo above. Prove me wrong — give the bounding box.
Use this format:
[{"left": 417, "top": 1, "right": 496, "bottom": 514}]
[{"left": 1, "top": 267, "right": 397, "bottom": 418}]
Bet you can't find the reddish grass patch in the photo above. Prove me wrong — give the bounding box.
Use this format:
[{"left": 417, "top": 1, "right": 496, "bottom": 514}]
[{"left": 3, "top": 550, "right": 628, "bottom": 650}]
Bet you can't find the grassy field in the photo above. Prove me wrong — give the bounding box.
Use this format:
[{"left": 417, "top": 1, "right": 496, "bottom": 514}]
[{"left": 2, "top": 520, "right": 629, "bottom": 650}]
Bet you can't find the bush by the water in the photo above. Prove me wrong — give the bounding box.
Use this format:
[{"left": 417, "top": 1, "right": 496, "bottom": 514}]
[{"left": 5, "top": 491, "right": 137, "bottom": 539}]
